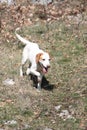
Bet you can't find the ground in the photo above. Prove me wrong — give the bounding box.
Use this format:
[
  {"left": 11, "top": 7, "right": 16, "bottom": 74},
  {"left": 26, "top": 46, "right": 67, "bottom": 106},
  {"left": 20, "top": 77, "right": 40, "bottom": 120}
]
[{"left": 0, "top": 0, "right": 87, "bottom": 130}]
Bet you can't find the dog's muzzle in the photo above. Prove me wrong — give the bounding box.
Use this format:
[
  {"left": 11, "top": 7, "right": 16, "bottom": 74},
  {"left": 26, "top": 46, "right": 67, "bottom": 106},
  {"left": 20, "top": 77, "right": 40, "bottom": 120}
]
[
  {"left": 42, "top": 65, "right": 50, "bottom": 73},
  {"left": 39, "top": 62, "right": 50, "bottom": 74}
]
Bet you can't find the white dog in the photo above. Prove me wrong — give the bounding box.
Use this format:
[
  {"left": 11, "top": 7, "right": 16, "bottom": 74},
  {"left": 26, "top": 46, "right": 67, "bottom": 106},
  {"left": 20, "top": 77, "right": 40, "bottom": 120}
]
[{"left": 15, "top": 29, "right": 50, "bottom": 90}]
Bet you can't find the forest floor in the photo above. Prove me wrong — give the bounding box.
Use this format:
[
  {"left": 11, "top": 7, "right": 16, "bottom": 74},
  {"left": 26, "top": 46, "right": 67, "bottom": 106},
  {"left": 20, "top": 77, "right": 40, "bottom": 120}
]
[{"left": 0, "top": 0, "right": 87, "bottom": 130}]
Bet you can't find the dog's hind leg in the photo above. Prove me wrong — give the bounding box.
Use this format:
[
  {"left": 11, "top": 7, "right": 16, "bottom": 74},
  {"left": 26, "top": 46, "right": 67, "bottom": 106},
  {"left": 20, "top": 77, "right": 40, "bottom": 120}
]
[
  {"left": 20, "top": 53, "right": 28, "bottom": 77},
  {"left": 20, "top": 65, "right": 24, "bottom": 77}
]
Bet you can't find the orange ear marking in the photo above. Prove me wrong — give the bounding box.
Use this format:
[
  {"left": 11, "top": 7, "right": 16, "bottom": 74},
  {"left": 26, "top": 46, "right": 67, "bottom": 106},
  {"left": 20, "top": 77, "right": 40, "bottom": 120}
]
[{"left": 36, "top": 53, "right": 43, "bottom": 63}]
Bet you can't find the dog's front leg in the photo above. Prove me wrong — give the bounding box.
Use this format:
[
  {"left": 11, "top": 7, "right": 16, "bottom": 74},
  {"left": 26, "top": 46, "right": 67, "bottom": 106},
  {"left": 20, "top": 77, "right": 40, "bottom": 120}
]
[
  {"left": 37, "top": 75, "right": 43, "bottom": 90},
  {"left": 30, "top": 69, "right": 42, "bottom": 90}
]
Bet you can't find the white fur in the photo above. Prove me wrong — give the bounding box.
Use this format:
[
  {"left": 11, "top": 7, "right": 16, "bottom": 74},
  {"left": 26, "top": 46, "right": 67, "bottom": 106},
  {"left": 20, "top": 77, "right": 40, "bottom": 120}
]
[{"left": 15, "top": 29, "right": 50, "bottom": 89}]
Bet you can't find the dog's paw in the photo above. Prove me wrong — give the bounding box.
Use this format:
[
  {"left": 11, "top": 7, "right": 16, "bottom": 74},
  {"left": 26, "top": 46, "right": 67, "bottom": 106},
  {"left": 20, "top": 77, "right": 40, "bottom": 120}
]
[{"left": 36, "top": 72, "right": 41, "bottom": 77}]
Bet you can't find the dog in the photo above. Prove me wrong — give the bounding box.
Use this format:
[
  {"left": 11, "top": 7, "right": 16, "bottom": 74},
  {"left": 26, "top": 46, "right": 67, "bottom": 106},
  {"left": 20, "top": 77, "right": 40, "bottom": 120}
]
[{"left": 15, "top": 29, "right": 50, "bottom": 90}]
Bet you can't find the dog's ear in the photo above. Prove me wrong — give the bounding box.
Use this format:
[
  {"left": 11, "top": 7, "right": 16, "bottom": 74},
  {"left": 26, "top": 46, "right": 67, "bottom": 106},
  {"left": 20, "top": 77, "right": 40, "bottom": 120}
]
[{"left": 36, "top": 53, "right": 43, "bottom": 63}]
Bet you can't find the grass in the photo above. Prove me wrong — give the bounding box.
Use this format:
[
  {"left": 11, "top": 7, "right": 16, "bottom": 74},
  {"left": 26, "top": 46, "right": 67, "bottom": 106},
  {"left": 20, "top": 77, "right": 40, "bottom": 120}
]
[{"left": 0, "top": 14, "right": 87, "bottom": 130}]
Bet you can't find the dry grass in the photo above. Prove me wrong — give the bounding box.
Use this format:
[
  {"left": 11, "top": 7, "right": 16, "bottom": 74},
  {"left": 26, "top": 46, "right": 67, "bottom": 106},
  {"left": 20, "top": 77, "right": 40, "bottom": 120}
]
[{"left": 0, "top": 11, "right": 87, "bottom": 130}]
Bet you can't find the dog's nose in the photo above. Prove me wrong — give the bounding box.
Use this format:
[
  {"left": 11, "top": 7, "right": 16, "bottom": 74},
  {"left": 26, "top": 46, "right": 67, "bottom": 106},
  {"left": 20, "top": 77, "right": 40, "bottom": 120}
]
[{"left": 47, "top": 65, "right": 50, "bottom": 68}]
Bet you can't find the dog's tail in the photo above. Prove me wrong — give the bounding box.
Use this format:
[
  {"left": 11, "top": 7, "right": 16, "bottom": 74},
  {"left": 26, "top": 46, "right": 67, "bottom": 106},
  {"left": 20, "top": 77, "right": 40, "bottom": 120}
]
[{"left": 15, "top": 28, "right": 31, "bottom": 45}]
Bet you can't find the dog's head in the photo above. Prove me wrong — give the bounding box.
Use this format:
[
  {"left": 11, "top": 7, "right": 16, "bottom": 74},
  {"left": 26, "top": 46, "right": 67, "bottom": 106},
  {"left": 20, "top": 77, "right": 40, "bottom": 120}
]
[{"left": 36, "top": 52, "right": 50, "bottom": 74}]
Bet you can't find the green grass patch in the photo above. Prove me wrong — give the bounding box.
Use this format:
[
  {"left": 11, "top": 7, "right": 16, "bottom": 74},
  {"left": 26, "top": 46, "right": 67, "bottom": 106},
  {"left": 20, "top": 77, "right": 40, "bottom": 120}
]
[{"left": 0, "top": 11, "right": 87, "bottom": 130}]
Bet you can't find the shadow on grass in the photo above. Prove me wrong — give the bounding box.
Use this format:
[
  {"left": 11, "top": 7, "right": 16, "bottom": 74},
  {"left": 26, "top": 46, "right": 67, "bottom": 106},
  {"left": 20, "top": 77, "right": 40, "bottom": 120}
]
[{"left": 30, "top": 74, "right": 55, "bottom": 91}]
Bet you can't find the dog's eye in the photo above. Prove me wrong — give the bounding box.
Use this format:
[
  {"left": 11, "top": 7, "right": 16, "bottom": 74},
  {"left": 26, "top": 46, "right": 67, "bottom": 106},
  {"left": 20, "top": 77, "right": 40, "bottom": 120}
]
[{"left": 42, "top": 59, "right": 45, "bottom": 61}]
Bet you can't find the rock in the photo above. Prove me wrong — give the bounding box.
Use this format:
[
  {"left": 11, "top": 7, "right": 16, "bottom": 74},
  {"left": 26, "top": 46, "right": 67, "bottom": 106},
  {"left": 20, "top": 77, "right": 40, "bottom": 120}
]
[
  {"left": 24, "top": 124, "right": 31, "bottom": 129},
  {"left": 55, "top": 105, "right": 62, "bottom": 111},
  {"left": 3, "top": 78, "right": 15, "bottom": 86},
  {"left": 0, "top": 0, "right": 14, "bottom": 5},
  {"left": 4, "top": 120, "right": 17, "bottom": 125},
  {"left": 0, "top": 0, "right": 7, "bottom": 3},
  {"left": 32, "top": 0, "right": 53, "bottom": 5},
  {"left": 59, "top": 109, "right": 75, "bottom": 121},
  {"left": 44, "top": 127, "right": 53, "bottom": 130}
]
